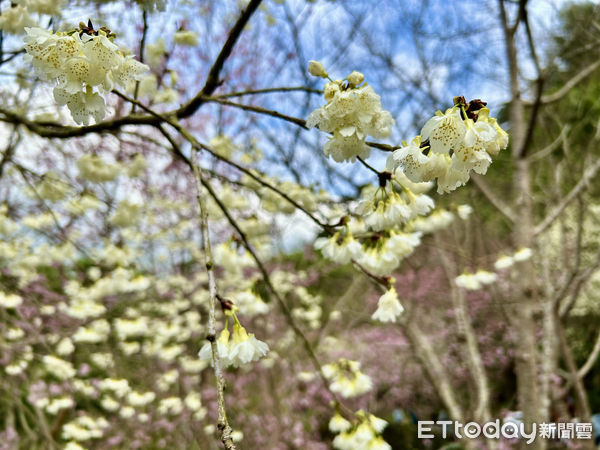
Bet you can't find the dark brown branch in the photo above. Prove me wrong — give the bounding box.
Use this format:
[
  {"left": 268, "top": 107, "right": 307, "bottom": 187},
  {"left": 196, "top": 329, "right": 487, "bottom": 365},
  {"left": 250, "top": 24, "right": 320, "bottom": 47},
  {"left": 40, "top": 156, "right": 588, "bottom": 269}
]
[
  {"left": 216, "top": 86, "right": 322, "bottom": 98},
  {"left": 176, "top": 0, "right": 263, "bottom": 118},
  {"left": 0, "top": 0, "right": 263, "bottom": 138},
  {"left": 517, "top": 0, "right": 543, "bottom": 159},
  {"left": 131, "top": 9, "right": 149, "bottom": 113}
]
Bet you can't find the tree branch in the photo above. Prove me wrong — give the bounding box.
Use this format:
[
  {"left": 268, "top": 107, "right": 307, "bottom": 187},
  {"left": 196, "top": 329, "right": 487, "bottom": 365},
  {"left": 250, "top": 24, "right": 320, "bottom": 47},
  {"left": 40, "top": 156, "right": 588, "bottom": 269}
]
[
  {"left": 524, "top": 59, "right": 600, "bottom": 106},
  {"left": 189, "top": 149, "right": 237, "bottom": 450},
  {"left": 177, "top": 0, "right": 263, "bottom": 118},
  {"left": 471, "top": 174, "right": 515, "bottom": 222},
  {"left": 534, "top": 158, "right": 600, "bottom": 236}
]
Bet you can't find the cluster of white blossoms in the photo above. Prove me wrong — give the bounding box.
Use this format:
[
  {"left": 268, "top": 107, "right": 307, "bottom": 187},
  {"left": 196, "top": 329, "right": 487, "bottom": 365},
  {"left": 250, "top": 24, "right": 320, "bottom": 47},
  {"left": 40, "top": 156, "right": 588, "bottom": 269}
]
[
  {"left": 494, "top": 247, "right": 533, "bottom": 270},
  {"left": 356, "top": 231, "right": 422, "bottom": 276},
  {"left": 387, "top": 97, "right": 508, "bottom": 194},
  {"left": 314, "top": 162, "right": 440, "bottom": 277},
  {"left": 36, "top": 396, "right": 75, "bottom": 415},
  {"left": 198, "top": 321, "right": 269, "bottom": 368},
  {"left": 42, "top": 355, "right": 76, "bottom": 380},
  {"left": 307, "top": 61, "right": 394, "bottom": 162},
  {"left": 23, "top": 22, "right": 149, "bottom": 125},
  {"left": 322, "top": 359, "right": 373, "bottom": 398},
  {"left": 213, "top": 241, "right": 254, "bottom": 276},
  {"left": 455, "top": 247, "right": 534, "bottom": 291},
  {"left": 408, "top": 208, "right": 455, "bottom": 233},
  {"left": 455, "top": 270, "right": 498, "bottom": 291},
  {"left": 315, "top": 226, "right": 422, "bottom": 276},
  {"left": 0, "top": 0, "right": 66, "bottom": 35},
  {"left": 62, "top": 415, "right": 109, "bottom": 442},
  {"left": 357, "top": 174, "right": 434, "bottom": 232},
  {"left": 314, "top": 231, "right": 361, "bottom": 265},
  {"left": 77, "top": 154, "right": 120, "bottom": 182},
  {"left": 330, "top": 410, "right": 390, "bottom": 450},
  {"left": 174, "top": 29, "right": 199, "bottom": 46},
  {"left": 371, "top": 286, "right": 404, "bottom": 323},
  {"left": 230, "top": 289, "right": 270, "bottom": 317},
  {"left": 0, "top": 291, "right": 23, "bottom": 308},
  {"left": 36, "top": 171, "right": 71, "bottom": 201}
]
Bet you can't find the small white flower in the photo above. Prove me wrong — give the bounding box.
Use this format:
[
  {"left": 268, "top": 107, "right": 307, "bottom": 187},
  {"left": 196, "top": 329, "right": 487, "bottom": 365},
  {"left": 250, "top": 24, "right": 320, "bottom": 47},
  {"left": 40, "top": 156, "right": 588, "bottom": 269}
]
[
  {"left": 347, "top": 70, "right": 364, "bottom": 86},
  {"left": 158, "top": 397, "right": 183, "bottom": 416},
  {"left": 329, "top": 413, "right": 352, "bottom": 433},
  {"left": 368, "top": 436, "right": 392, "bottom": 450},
  {"left": 437, "top": 164, "right": 470, "bottom": 194},
  {"left": 0, "top": 291, "right": 22, "bottom": 308},
  {"left": 198, "top": 328, "right": 229, "bottom": 366},
  {"left": 99, "top": 378, "right": 130, "bottom": 398},
  {"left": 46, "top": 396, "right": 75, "bottom": 414},
  {"left": 76, "top": 154, "right": 120, "bottom": 183},
  {"left": 127, "top": 391, "right": 155, "bottom": 407},
  {"left": 0, "top": 6, "right": 36, "bottom": 35},
  {"left": 494, "top": 255, "right": 514, "bottom": 270},
  {"left": 474, "top": 270, "right": 497, "bottom": 285},
  {"left": 513, "top": 247, "right": 532, "bottom": 262},
  {"left": 421, "top": 107, "right": 466, "bottom": 154},
  {"left": 174, "top": 30, "right": 199, "bottom": 46},
  {"left": 198, "top": 328, "right": 231, "bottom": 366},
  {"left": 323, "top": 359, "right": 373, "bottom": 398},
  {"left": 372, "top": 287, "right": 404, "bottom": 323},
  {"left": 42, "top": 355, "right": 76, "bottom": 380},
  {"left": 56, "top": 338, "right": 75, "bottom": 356},
  {"left": 231, "top": 430, "right": 244, "bottom": 443},
  {"left": 388, "top": 136, "right": 450, "bottom": 184},
  {"left": 229, "top": 324, "right": 269, "bottom": 367},
  {"left": 457, "top": 204, "right": 473, "bottom": 220},
  {"left": 358, "top": 190, "right": 415, "bottom": 231},
  {"left": 367, "top": 414, "right": 388, "bottom": 434},
  {"left": 455, "top": 273, "right": 481, "bottom": 291},
  {"left": 64, "top": 442, "right": 86, "bottom": 450},
  {"left": 314, "top": 232, "right": 362, "bottom": 265}
]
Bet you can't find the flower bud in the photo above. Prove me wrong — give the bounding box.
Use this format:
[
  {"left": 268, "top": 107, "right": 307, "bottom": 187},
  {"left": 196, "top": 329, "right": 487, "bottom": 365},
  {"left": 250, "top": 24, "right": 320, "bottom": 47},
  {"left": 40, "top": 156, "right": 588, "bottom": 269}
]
[
  {"left": 347, "top": 70, "right": 364, "bottom": 86},
  {"left": 323, "top": 82, "right": 340, "bottom": 102},
  {"left": 308, "top": 60, "right": 328, "bottom": 78}
]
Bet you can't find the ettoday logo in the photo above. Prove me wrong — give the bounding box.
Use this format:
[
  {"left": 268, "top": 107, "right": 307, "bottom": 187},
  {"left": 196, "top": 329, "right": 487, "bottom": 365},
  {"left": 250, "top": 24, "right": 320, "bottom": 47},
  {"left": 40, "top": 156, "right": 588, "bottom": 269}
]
[{"left": 417, "top": 420, "right": 594, "bottom": 444}]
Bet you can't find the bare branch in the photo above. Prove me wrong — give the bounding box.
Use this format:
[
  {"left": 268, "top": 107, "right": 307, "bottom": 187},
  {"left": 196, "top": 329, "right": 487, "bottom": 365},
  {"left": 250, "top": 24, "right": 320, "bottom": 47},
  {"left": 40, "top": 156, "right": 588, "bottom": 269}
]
[
  {"left": 471, "top": 174, "right": 515, "bottom": 222},
  {"left": 216, "top": 86, "right": 321, "bottom": 98},
  {"left": 0, "top": 0, "right": 263, "bottom": 137},
  {"left": 534, "top": 158, "right": 600, "bottom": 236},
  {"left": 402, "top": 320, "right": 465, "bottom": 422},
  {"left": 196, "top": 168, "right": 354, "bottom": 417},
  {"left": 177, "top": 0, "right": 263, "bottom": 117},
  {"left": 190, "top": 148, "right": 237, "bottom": 450},
  {"left": 528, "top": 125, "right": 569, "bottom": 163},
  {"left": 131, "top": 10, "right": 149, "bottom": 113},
  {"left": 435, "top": 242, "right": 492, "bottom": 424},
  {"left": 578, "top": 329, "right": 600, "bottom": 379},
  {"left": 524, "top": 59, "right": 600, "bottom": 106}
]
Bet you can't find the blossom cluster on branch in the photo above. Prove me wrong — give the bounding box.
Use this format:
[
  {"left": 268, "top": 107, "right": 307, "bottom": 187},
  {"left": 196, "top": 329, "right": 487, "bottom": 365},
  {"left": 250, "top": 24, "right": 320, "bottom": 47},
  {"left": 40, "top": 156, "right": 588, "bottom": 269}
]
[
  {"left": 386, "top": 99, "right": 509, "bottom": 193},
  {"left": 23, "top": 23, "right": 148, "bottom": 125}
]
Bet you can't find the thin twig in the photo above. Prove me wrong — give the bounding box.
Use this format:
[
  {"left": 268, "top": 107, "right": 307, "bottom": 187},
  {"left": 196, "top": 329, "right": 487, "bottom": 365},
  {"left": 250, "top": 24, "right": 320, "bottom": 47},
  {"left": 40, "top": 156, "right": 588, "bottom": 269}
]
[
  {"left": 131, "top": 10, "right": 149, "bottom": 113},
  {"left": 153, "top": 121, "right": 353, "bottom": 417},
  {"left": 189, "top": 149, "right": 237, "bottom": 450},
  {"left": 534, "top": 158, "right": 600, "bottom": 235},
  {"left": 471, "top": 174, "right": 515, "bottom": 223},
  {"left": 178, "top": 0, "right": 263, "bottom": 117},
  {"left": 216, "top": 86, "right": 321, "bottom": 98}
]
